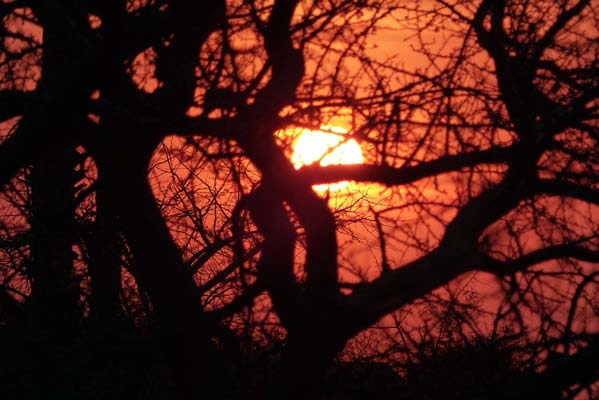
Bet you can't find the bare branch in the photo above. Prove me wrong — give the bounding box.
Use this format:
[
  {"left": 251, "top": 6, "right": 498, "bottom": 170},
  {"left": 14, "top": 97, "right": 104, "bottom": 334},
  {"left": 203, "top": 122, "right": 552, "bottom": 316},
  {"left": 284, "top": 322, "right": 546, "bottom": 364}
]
[
  {"left": 297, "top": 146, "right": 513, "bottom": 185},
  {"left": 0, "top": 91, "right": 34, "bottom": 121},
  {"left": 480, "top": 243, "right": 599, "bottom": 276}
]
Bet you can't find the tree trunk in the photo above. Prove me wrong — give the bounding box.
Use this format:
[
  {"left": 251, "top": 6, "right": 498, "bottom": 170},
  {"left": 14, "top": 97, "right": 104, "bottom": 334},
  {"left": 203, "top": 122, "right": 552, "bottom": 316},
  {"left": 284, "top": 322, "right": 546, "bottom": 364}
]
[
  {"left": 94, "top": 141, "right": 235, "bottom": 398},
  {"left": 29, "top": 144, "right": 79, "bottom": 338},
  {"left": 86, "top": 183, "right": 124, "bottom": 331}
]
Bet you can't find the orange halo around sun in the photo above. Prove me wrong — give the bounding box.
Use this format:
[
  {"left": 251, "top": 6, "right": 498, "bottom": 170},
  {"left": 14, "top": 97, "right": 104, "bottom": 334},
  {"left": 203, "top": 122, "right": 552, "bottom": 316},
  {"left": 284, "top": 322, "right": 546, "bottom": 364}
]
[{"left": 291, "top": 126, "right": 364, "bottom": 192}]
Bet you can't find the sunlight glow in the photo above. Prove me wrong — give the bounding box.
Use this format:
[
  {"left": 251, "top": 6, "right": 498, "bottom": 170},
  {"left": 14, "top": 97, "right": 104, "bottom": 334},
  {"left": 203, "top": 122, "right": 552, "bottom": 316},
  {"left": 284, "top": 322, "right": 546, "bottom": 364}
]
[{"left": 291, "top": 126, "right": 364, "bottom": 192}]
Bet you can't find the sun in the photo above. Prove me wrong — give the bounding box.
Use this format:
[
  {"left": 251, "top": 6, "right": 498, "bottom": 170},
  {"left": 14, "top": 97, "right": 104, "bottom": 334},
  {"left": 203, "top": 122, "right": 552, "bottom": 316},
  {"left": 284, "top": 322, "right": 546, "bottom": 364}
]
[{"left": 291, "top": 126, "right": 364, "bottom": 191}]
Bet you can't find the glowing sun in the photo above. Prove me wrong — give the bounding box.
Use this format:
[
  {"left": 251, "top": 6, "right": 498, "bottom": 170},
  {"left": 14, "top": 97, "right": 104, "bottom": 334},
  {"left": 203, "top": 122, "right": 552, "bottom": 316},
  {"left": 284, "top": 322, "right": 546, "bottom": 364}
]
[{"left": 291, "top": 126, "right": 364, "bottom": 191}]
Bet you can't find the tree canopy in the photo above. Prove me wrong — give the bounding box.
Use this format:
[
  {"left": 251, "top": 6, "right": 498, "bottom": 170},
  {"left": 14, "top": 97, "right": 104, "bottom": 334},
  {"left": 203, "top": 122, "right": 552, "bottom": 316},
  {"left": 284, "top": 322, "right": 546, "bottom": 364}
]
[{"left": 1, "top": 0, "right": 599, "bottom": 399}]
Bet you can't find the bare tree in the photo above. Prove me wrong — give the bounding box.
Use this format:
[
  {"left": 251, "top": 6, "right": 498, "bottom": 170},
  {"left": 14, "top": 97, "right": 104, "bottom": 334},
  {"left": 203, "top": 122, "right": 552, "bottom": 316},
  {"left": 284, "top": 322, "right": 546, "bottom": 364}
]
[{"left": 1, "top": 0, "right": 598, "bottom": 399}]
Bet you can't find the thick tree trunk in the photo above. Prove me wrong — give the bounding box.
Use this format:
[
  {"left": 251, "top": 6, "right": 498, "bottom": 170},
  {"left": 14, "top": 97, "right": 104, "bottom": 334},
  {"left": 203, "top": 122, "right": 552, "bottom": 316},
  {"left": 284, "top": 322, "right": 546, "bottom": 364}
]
[
  {"left": 276, "top": 330, "right": 346, "bottom": 400},
  {"left": 27, "top": 0, "right": 92, "bottom": 338},
  {"left": 28, "top": 145, "right": 79, "bottom": 337},
  {"left": 86, "top": 184, "right": 124, "bottom": 330},
  {"left": 94, "top": 141, "right": 234, "bottom": 398}
]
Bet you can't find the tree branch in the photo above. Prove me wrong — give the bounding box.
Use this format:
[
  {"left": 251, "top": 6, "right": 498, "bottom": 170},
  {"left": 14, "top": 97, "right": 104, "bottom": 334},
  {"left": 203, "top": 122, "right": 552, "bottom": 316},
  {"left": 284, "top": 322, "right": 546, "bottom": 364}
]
[
  {"left": 0, "top": 117, "right": 41, "bottom": 187},
  {"left": 534, "top": 0, "right": 591, "bottom": 60},
  {"left": 154, "top": 1, "right": 225, "bottom": 117},
  {"left": 297, "top": 146, "right": 513, "bottom": 185},
  {"left": 243, "top": 186, "right": 301, "bottom": 329},
  {"left": 251, "top": 0, "right": 304, "bottom": 122},
  {"left": 540, "top": 334, "right": 599, "bottom": 394},
  {"left": 479, "top": 243, "right": 599, "bottom": 276},
  {"left": 347, "top": 168, "right": 531, "bottom": 333},
  {"left": 534, "top": 179, "right": 599, "bottom": 205},
  {"left": 0, "top": 91, "right": 35, "bottom": 122}
]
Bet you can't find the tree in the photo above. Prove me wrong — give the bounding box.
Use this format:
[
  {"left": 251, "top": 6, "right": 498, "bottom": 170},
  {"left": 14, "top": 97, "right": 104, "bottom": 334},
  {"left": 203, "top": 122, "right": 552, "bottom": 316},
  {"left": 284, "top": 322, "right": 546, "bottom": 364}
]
[{"left": 1, "top": 0, "right": 598, "bottom": 399}]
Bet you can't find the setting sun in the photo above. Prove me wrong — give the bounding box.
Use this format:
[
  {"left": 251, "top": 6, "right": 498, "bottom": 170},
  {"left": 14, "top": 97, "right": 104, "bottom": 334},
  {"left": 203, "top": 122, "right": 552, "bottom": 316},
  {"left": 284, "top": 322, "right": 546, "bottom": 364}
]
[
  {"left": 290, "top": 127, "right": 364, "bottom": 191},
  {"left": 291, "top": 127, "right": 363, "bottom": 169}
]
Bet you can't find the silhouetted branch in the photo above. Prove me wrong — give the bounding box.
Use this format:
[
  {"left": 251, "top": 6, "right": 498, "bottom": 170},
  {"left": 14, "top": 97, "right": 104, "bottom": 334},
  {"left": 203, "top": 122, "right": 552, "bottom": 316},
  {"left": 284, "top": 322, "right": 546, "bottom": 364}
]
[
  {"left": 297, "top": 146, "right": 514, "bottom": 185},
  {"left": 540, "top": 334, "right": 599, "bottom": 394},
  {"left": 0, "top": 121, "right": 37, "bottom": 187},
  {"left": 154, "top": 1, "right": 226, "bottom": 117},
  {"left": 480, "top": 243, "right": 599, "bottom": 276},
  {"left": 534, "top": 179, "right": 599, "bottom": 205},
  {"left": 243, "top": 186, "right": 300, "bottom": 327},
  {"left": 252, "top": 0, "right": 304, "bottom": 118},
  {"left": 0, "top": 91, "right": 34, "bottom": 122},
  {"left": 534, "top": 0, "right": 591, "bottom": 60}
]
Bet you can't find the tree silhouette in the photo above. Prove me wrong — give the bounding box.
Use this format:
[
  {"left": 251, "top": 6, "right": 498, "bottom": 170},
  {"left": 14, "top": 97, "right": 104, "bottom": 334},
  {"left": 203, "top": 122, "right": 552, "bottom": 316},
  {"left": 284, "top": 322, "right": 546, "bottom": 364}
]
[{"left": 1, "top": 0, "right": 598, "bottom": 399}]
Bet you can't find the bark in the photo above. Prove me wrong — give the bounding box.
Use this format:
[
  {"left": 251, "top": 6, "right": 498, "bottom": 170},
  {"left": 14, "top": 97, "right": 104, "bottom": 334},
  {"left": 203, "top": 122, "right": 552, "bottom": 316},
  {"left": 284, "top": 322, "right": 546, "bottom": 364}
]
[
  {"left": 28, "top": 145, "right": 79, "bottom": 337},
  {"left": 86, "top": 183, "right": 124, "bottom": 330},
  {"left": 94, "top": 139, "right": 234, "bottom": 398},
  {"left": 27, "top": 0, "right": 92, "bottom": 337}
]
